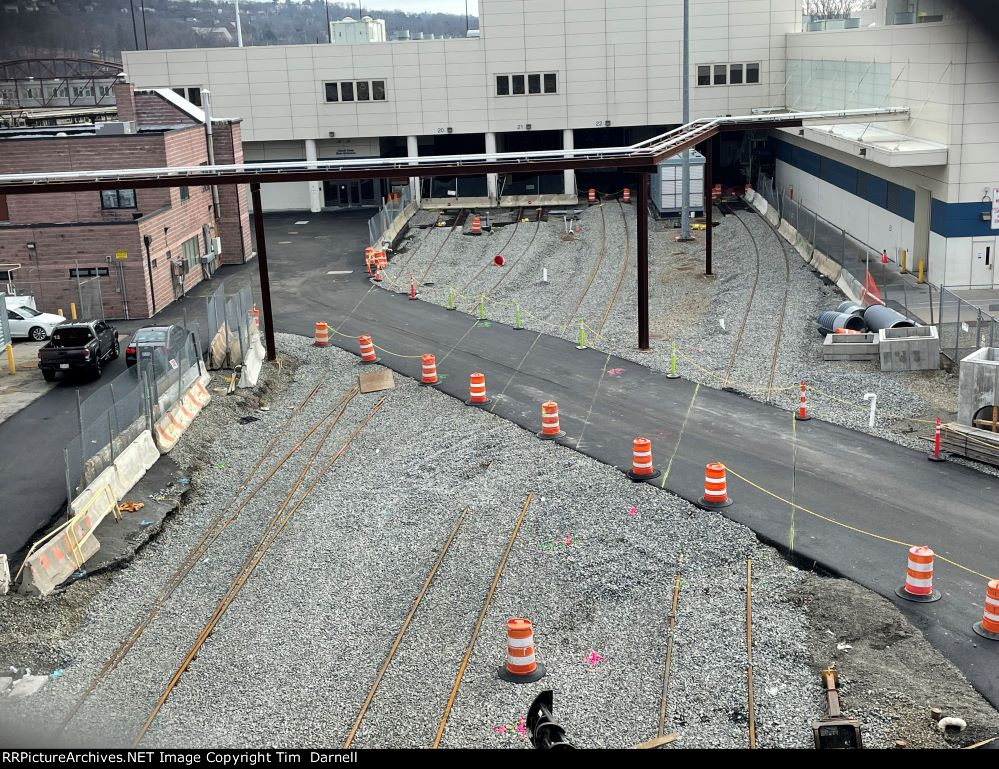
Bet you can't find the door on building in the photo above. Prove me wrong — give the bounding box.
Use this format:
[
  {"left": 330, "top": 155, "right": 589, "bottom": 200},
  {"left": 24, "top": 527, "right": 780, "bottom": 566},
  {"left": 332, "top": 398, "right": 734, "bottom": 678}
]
[
  {"left": 970, "top": 238, "right": 996, "bottom": 288},
  {"left": 322, "top": 179, "right": 385, "bottom": 208}
]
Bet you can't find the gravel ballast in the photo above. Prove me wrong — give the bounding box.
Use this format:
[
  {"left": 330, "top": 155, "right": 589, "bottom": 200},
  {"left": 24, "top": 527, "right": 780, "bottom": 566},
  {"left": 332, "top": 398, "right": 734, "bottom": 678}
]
[{"left": 1, "top": 336, "right": 996, "bottom": 748}]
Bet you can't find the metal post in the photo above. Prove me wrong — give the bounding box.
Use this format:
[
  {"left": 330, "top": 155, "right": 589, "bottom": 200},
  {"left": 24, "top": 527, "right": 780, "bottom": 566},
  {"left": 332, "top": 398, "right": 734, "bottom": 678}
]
[
  {"left": 74, "top": 259, "right": 83, "bottom": 317},
  {"left": 250, "top": 183, "right": 277, "bottom": 361},
  {"left": 128, "top": 0, "right": 139, "bottom": 49},
  {"left": 977, "top": 309, "right": 983, "bottom": 350},
  {"left": 679, "top": 0, "right": 691, "bottom": 241},
  {"left": 324, "top": 0, "right": 331, "bottom": 43},
  {"left": 76, "top": 389, "right": 85, "bottom": 479},
  {"left": 704, "top": 135, "right": 713, "bottom": 276},
  {"left": 637, "top": 174, "right": 650, "bottom": 351},
  {"left": 956, "top": 297, "right": 962, "bottom": 360},
  {"left": 234, "top": 0, "right": 244, "bottom": 47},
  {"left": 64, "top": 446, "right": 74, "bottom": 508},
  {"left": 109, "top": 382, "right": 118, "bottom": 460}
]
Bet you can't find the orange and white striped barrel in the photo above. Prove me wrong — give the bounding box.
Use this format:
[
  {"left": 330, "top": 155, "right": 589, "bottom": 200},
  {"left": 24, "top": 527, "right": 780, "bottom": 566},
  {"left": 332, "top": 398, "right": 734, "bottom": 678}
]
[
  {"left": 313, "top": 322, "right": 329, "bottom": 347},
  {"left": 466, "top": 372, "right": 488, "bottom": 405},
  {"left": 420, "top": 353, "right": 438, "bottom": 385},
  {"left": 698, "top": 462, "right": 732, "bottom": 508},
  {"left": 795, "top": 380, "right": 811, "bottom": 421},
  {"left": 498, "top": 617, "right": 546, "bottom": 683},
  {"left": 358, "top": 334, "right": 379, "bottom": 364},
  {"left": 627, "top": 437, "right": 660, "bottom": 481},
  {"left": 587, "top": 188, "right": 596, "bottom": 204},
  {"left": 364, "top": 246, "right": 374, "bottom": 265},
  {"left": 623, "top": 188, "right": 631, "bottom": 204},
  {"left": 895, "top": 546, "right": 940, "bottom": 603},
  {"left": 537, "top": 401, "right": 564, "bottom": 439},
  {"left": 375, "top": 250, "right": 388, "bottom": 269},
  {"left": 469, "top": 216, "right": 482, "bottom": 235},
  {"left": 973, "top": 580, "right": 999, "bottom": 640}
]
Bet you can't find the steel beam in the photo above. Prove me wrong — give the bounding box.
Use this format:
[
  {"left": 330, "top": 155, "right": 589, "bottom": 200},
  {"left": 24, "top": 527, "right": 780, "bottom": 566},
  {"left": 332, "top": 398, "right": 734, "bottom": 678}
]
[
  {"left": 250, "top": 183, "right": 276, "bottom": 362},
  {"left": 637, "top": 173, "right": 650, "bottom": 351},
  {"left": 705, "top": 135, "right": 713, "bottom": 277}
]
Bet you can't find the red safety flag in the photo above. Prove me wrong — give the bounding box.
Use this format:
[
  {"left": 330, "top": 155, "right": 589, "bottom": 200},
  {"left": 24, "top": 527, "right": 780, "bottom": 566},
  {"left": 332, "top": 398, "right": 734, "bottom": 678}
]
[{"left": 861, "top": 270, "right": 884, "bottom": 306}]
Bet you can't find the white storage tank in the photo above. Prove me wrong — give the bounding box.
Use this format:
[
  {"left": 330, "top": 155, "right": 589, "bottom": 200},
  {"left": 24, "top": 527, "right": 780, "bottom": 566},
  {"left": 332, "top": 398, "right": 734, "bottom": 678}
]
[{"left": 652, "top": 150, "right": 706, "bottom": 216}]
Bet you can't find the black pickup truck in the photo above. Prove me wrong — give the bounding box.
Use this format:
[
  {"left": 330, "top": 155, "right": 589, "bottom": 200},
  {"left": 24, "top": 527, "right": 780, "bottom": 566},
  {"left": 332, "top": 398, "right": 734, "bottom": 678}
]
[{"left": 38, "top": 320, "right": 120, "bottom": 381}]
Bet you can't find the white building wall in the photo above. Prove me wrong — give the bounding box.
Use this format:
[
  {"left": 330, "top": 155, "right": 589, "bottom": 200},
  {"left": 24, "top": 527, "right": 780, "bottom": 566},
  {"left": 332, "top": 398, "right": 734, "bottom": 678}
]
[{"left": 123, "top": 0, "right": 799, "bottom": 144}]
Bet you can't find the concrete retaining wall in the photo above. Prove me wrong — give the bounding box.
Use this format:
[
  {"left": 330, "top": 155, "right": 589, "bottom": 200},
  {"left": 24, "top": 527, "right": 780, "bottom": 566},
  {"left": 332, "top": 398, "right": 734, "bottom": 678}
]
[{"left": 879, "top": 326, "right": 940, "bottom": 371}]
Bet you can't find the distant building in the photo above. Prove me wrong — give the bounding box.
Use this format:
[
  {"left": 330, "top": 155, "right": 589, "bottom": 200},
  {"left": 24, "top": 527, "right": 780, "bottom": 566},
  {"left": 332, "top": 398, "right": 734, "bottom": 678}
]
[
  {"left": 330, "top": 16, "right": 386, "bottom": 45},
  {"left": 0, "top": 84, "right": 252, "bottom": 319},
  {"left": 193, "top": 27, "right": 234, "bottom": 44}
]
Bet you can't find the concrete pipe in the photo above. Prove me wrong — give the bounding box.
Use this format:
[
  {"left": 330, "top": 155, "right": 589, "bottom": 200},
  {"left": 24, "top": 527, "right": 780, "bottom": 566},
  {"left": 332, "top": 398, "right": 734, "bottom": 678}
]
[
  {"left": 836, "top": 301, "right": 866, "bottom": 318},
  {"left": 863, "top": 304, "right": 916, "bottom": 332},
  {"left": 817, "top": 311, "right": 867, "bottom": 336}
]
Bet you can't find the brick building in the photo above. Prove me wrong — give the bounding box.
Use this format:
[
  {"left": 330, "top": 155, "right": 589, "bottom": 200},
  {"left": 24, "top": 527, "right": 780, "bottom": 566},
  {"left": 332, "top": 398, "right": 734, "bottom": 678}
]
[{"left": 0, "top": 83, "right": 252, "bottom": 319}]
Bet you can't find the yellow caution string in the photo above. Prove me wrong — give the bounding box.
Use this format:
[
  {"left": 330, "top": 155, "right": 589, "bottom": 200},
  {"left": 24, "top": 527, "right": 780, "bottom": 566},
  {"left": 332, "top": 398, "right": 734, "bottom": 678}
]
[
  {"left": 724, "top": 465, "right": 994, "bottom": 582},
  {"left": 323, "top": 323, "right": 425, "bottom": 359}
]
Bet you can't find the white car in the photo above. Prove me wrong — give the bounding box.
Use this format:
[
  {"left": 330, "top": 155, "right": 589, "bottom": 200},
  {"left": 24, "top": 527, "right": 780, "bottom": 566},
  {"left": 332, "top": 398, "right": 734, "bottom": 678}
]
[{"left": 6, "top": 305, "right": 67, "bottom": 341}]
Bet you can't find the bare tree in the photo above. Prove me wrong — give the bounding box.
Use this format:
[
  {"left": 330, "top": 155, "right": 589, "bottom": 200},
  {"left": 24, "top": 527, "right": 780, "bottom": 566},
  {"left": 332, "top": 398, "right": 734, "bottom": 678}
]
[{"left": 804, "top": 0, "right": 857, "bottom": 19}]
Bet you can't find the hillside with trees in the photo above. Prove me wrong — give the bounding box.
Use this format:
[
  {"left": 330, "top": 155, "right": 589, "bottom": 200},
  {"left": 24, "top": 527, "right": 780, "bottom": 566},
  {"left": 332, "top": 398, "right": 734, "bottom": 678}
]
[{"left": 0, "top": 0, "right": 476, "bottom": 62}]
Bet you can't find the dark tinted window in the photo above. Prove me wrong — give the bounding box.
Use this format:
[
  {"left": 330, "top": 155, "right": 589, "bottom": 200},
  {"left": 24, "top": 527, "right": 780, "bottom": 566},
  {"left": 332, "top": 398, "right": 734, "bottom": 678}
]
[
  {"left": 730, "top": 64, "right": 743, "bottom": 84},
  {"left": 324, "top": 82, "right": 338, "bottom": 102},
  {"left": 372, "top": 80, "right": 385, "bottom": 100},
  {"left": 51, "top": 328, "right": 94, "bottom": 346},
  {"left": 512, "top": 75, "right": 525, "bottom": 95},
  {"left": 713, "top": 65, "right": 727, "bottom": 85},
  {"left": 697, "top": 66, "right": 711, "bottom": 86},
  {"left": 746, "top": 63, "right": 760, "bottom": 83},
  {"left": 356, "top": 81, "right": 370, "bottom": 101},
  {"left": 496, "top": 76, "right": 509, "bottom": 95},
  {"left": 544, "top": 73, "right": 557, "bottom": 93},
  {"left": 135, "top": 328, "right": 168, "bottom": 343},
  {"left": 341, "top": 82, "right": 354, "bottom": 101},
  {"left": 528, "top": 74, "right": 541, "bottom": 94}
]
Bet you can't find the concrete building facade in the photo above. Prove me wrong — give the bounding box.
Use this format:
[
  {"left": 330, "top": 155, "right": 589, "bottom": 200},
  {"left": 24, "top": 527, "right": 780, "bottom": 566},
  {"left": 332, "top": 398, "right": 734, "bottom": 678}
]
[
  {"left": 0, "top": 84, "right": 252, "bottom": 319},
  {"left": 119, "top": 0, "right": 999, "bottom": 289}
]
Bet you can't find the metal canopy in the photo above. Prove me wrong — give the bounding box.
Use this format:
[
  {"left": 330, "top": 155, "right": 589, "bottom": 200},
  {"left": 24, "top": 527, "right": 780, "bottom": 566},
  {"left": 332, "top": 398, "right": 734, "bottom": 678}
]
[{"left": 0, "top": 107, "right": 909, "bottom": 195}]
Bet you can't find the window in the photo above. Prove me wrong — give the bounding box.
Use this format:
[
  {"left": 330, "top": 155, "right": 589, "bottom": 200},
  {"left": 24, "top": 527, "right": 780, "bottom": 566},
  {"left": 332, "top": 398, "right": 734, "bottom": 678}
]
[
  {"left": 746, "top": 63, "right": 760, "bottom": 84},
  {"left": 48, "top": 86, "right": 68, "bottom": 98},
  {"left": 496, "top": 75, "right": 510, "bottom": 96},
  {"left": 512, "top": 74, "right": 525, "bottom": 95},
  {"left": 697, "top": 66, "right": 711, "bottom": 86},
  {"left": 100, "top": 85, "right": 113, "bottom": 97},
  {"left": 372, "top": 80, "right": 386, "bottom": 100},
  {"left": 341, "top": 81, "right": 354, "bottom": 101},
  {"left": 544, "top": 73, "right": 557, "bottom": 93},
  {"left": 497, "top": 72, "right": 556, "bottom": 97},
  {"left": 100, "top": 189, "right": 137, "bottom": 209},
  {"left": 181, "top": 236, "right": 200, "bottom": 271},
  {"left": 713, "top": 65, "right": 727, "bottom": 85},
  {"left": 528, "top": 73, "right": 541, "bottom": 94},
  {"left": 172, "top": 86, "right": 202, "bottom": 106},
  {"left": 697, "top": 62, "right": 760, "bottom": 86},
  {"left": 69, "top": 267, "right": 109, "bottom": 278},
  {"left": 72, "top": 85, "right": 94, "bottom": 98},
  {"left": 325, "top": 82, "right": 338, "bottom": 102},
  {"left": 179, "top": 186, "right": 190, "bottom": 202},
  {"left": 326, "top": 80, "right": 386, "bottom": 103},
  {"left": 356, "top": 81, "right": 370, "bottom": 101},
  {"left": 730, "top": 64, "right": 743, "bottom": 85}
]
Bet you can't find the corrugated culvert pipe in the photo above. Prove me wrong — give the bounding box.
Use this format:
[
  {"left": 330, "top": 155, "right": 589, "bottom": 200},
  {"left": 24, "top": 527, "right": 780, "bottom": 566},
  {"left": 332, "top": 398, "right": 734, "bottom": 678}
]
[
  {"left": 863, "top": 304, "right": 916, "bottom": 332},
  {"left": 816, "top": 311, "right": 867, "bottom": 336},
  {"left": 836, "top": 301, "right": 866, "bottom": 318}
]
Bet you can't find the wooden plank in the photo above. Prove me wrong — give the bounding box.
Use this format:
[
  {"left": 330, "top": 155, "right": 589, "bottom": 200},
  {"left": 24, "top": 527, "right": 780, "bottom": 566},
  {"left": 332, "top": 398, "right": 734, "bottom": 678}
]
[{"left": 358, "top": 368, "right": 395, "bottom": 394}]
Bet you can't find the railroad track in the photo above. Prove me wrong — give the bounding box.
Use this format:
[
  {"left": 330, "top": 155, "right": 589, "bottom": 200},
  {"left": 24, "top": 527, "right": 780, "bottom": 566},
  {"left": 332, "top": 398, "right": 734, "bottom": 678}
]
[
  {"left": 592, "top": 197, "right": 632, "bottom": 337},
  {"left": 746, "top": 558, "right": 757, "bottom": 749},
  {"left": 559, "top": 195, "right": 608, "bottom": 335},
  {"left": 457, "top": 207, "right": 525, "bottom": 294},
  {"left": 57, "top": 382, "right": 357, "bottom": 734},
  {"left": 417, "top": 209, "right": 470, "bottom": 287},
  {"left": 720, "top": 201, "right": 791, "bottom": 400},
  {"left": 133, "top": 394, "right": 385, "bottom": 745},
  {"left": 342, "top": 492, "right": 534, "bottom": 748}
]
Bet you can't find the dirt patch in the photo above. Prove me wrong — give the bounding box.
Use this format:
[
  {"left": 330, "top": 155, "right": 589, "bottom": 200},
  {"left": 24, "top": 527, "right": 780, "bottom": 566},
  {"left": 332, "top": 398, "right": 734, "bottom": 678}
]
[{"left": 795, "top": 573, "right": 999, "bottom": 748}]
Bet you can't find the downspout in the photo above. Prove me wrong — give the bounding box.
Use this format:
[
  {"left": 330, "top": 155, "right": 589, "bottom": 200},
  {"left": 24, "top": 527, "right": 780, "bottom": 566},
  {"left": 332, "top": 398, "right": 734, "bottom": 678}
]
[
  {"left": 201, "top": 89, "right": 222, "bottom": 217},
  {"left": 143, "top": 233, "right": 156, "bottom": 315}
]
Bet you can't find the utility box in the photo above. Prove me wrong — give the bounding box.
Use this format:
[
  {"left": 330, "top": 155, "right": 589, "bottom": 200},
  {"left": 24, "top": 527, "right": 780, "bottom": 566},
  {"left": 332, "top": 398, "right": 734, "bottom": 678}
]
[
  {"left": 822, "top": 332, "right": 879, "bottom": 362},
  {"left": 878, "top": 326, "right": 940, "bottom": 371},
  {"left": 652, "top": 150, "right": 705, "bottom": 215},
  {"left": 957, "top": 347, "right": 999, "bottom": 429}
]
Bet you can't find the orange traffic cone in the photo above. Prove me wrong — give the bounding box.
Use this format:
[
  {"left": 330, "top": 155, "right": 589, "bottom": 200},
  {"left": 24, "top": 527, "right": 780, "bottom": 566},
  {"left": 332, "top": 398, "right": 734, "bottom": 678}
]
[
  {"left": 409, "top": 274, "right": 418, "bottom": 300},
  {"left": 795, "top": 380, "right": 811, "bottom": 421},
  {"left": 498, "top": 618, "right": 546, "bottom": 683},
  {"left": 895, "top": 546, "right": 941, "bottom": 603},
  {"left": 626, "top": 437, "right": 660, "bottom": 481},
  {"left": 358, "top": 335, "right": 379, "bottom": 364},
  {"left": 371, "top": 266, "right": 383, "bottom": 283},
  {"left": 698, "top": 462, "right": 733, "bottom": 508},
  {"left": 420, "top": 353, "right": 438, "bottom": 386}
]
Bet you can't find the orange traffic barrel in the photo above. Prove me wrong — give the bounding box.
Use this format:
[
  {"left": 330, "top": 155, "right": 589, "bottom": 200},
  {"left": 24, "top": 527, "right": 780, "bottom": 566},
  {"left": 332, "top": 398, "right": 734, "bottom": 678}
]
[
  {"left": 623, "top": 188, "right": 631, "bottom": 204},
  {"left": 358, "top": 334, "right": 379, "bottom": 364},
  {"left": 420, "top": 353, "right": 438, "bottom": 386},
  {"left": 313, "top": 322, "right": 329, "bottom": 347},
  {"left": 698, "top": 462, "right": 732, "bottom": 508},
  {"left": 498, "top": 618, "right": 546, "bottom": 683},
  {"left": 587, "top": 188, "right": 596, "bottom": 204},
  {"left": 973, "top": 580, "right": 999, "bottom": 640},
  {"left": 537, "top": 401, "right": 564, "bottom": 440},
  {"left": 626, "top": 437, "right": 660, "bottom": 481},
  {"left": 895, "top": 546, "right": 940, "bottom": 603},
  {"left": 469, "top": 215, "right": 482, "bottom": 235},
  {"left": 375, "top": 250, "right": 388, "bottom": 269},
  {"left": 466, "top": 372, "right": 488, "bottom": 406}
]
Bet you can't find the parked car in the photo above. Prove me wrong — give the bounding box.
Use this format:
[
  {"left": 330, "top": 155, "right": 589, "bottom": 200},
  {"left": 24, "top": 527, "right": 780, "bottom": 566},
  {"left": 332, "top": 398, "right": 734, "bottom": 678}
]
[
  {"left": 125, "top": 324, "right": 188, "bottom": 370},
  {"left": 37, "top": 320, "right": 119, "bottom": 381},
  {"left": 6, "top": 304, "right": 67, "bottom": 341}
]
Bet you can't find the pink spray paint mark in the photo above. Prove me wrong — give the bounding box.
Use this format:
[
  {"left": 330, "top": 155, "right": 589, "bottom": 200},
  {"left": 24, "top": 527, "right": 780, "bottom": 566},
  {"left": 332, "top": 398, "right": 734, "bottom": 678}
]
[
  {"left": 607, "top": 367, "right": 625, "bottom": 376},
  {"left": 627, "top": 506, "right": 638, "bottom": 517},
  {"left": 584, "top": 650, "right": 607, "bottom": 668},
  {"left": 564, "top": 533, "right": 572, "bottom": 546},
  {"left": 491, "top": 725, "right": 507, "bottom": 735},
  {"left": 516, "top": 717, "right": 527, "bottom": 738}
]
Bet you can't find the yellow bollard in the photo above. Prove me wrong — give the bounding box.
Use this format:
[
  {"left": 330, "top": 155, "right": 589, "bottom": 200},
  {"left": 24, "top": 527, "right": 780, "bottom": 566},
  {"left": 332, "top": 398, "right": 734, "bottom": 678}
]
[
  {"left": 5, "top": 343, "right": 14, "bottom": 375},
  {"left": 917, "top": 259, "right": 925, "bottom": 284},
  {"left": 70, "top": 302, "right": 77, "bottom": 320},
  {"left": 900, "top": 250, "right": 907, "bottom": 274},
  {"left": 57, "top": 308, "right": 64, "bottom": 317}
]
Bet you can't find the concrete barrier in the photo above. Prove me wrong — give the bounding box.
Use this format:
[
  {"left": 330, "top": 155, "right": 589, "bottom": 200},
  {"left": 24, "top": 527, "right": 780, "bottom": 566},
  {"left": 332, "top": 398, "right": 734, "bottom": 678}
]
[
  {"left": 69, "top": 465, "right": 118, "bottom": 519},
  {"left": 109, "top": 430, "right": 159, "bottom": 499},
  {"left": 823, "top": 332, "right": 880, "bottom": 362},
  {"left": 0, "top": 554, "right": 9, "bottom": 595},
  {"left": 153, "top": 373, "right": 212, "bottom": 453}
]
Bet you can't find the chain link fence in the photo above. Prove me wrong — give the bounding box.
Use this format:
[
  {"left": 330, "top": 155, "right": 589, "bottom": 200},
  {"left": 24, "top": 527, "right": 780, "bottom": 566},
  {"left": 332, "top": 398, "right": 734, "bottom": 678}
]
[
  {"left": 0, "top": 269, "right": 105, "bottom": 321},
  {"left": 757, "top": 172, "right": 997, "bottom": 366},
  {"left": 367, "top": 186, "right": 414, "bottom": 248}
]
